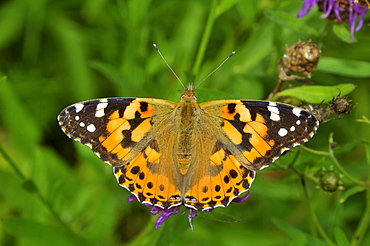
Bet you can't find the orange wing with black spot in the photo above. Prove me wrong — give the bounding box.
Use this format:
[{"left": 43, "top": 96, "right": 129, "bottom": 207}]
[
  {"left": 113, "top": 139, "right": 183, "bottom": 209},
  {"left": 184, "top": 140, "right": 255, "bottom": 211},
  {"left": 200, "top": 100, "right": 319, "bottom": 170},
  {"left": 58, "top": 98, "right": 175, "bottom": 166},
  {"left": 58, "top": 97, "right": 184, "bottom": 209}
]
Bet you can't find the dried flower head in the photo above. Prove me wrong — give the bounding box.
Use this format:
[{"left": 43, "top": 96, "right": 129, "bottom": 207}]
[
  {"left": 281, "top": 40, "right": 321, "bottom": 78},
  {"left": 328, "top": 94, "right": 355, "bottom": 117}
]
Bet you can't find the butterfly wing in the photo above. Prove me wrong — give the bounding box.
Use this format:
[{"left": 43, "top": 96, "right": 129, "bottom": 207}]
[
  {"left": 58, "top": 98, "right": 176, "bottom": 166},
  {"left": 58, "top": 98, "right": 183, "bottom": 208},
  {"left": 200, "top": 100, "right": 319, "bottom": 170},
  {"left": 183, "top": 138, "right": 256, "bottom": 211}
]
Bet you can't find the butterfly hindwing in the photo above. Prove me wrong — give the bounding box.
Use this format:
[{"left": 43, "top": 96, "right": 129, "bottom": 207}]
[
  {"left": 200, "top": 100, "right": 319, "bottom": 170},
  {"left": 184, "top": 140, "right": 255, "bottom": 211},
  {"left": 113, "top": 140, "right": 182, "bottom": 209}
]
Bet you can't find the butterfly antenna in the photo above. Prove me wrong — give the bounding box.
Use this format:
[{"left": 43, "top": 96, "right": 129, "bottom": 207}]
[
  {"left": 153, "top": 44, "right": 185, "bottom": 89},
  {"left": 195, "top": 51, "right": 235, "bottom": 89}
]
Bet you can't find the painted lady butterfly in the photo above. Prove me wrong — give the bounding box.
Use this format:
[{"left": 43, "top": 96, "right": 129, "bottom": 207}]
[{"left": 58, "top": 84, "right": 319, "bottom": 211}]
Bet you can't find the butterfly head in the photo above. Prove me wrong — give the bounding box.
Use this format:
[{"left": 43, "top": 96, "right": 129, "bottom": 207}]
[{"left": 181, "top": 84, "right": 197, "bottom": 103}]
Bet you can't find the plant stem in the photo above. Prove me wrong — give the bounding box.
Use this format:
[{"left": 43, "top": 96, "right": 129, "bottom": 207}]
[
  {"left": 192, "top": 0, "right": 217, "bottom": 76},
  {"left": 128, "top": 215, "right": 158, "bottom": 246},
  {"left": 329, "top": 146, "right": 365, "bottom": 187},
  {"left": 0, "top": 146, "right": 72, "bottom": 232},
  {"left": 300, "top": 145, "right": 330, "bottom": 157},
  {"left": 302, "top": 176, "right": 336, "bottom": 246},
  {"left": 0, "top": 146, "right": 26, "bottom": 180},
  {"left": 350, "top": 186, "right": 370, "bottom": 246},
  {"left": 350, "top": 142, "right": 370, "bottom": 246}
]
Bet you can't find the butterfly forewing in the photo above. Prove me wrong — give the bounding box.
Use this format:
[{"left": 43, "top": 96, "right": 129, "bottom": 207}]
[
  {"left": 58, "top": 98, "right": 175, "bottom": 166},
  {"left": 200, "top": 100, "right": 319, "bottom": 170}
]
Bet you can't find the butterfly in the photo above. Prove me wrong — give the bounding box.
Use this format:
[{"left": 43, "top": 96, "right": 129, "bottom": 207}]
[{"left": 58, "top": 84, "right": 319, "bottom": 211}]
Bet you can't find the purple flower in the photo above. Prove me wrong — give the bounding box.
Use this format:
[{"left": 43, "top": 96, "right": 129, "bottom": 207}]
[
  {"left": 297, "top": 0, "right": 322, "bottom": 17},
  {"left": 297, "top": 0, "right": 368, "bottom": 40},
  {"left": 150, "top": 205, "right": 181, "bottom": 229},
  {"left": 232, "top": 191, "right": 250, "bottom": 203},
  {"left": 126, "top": 191, "right": 251, "bottom": 230}
]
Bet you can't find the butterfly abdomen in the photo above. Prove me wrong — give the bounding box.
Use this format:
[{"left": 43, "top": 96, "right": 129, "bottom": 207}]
[{"left": 175, "top": 101, "right": 202, "bottom": 175}]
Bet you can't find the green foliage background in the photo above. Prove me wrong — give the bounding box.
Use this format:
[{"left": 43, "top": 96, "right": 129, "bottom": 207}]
[{"left": 1, "top": 0, "right": 370, "bottom": 245}]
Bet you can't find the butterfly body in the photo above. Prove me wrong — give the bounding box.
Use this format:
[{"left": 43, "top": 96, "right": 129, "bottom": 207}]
[{"left": 58, "top": 85, "right": 319, "bottom": 211}]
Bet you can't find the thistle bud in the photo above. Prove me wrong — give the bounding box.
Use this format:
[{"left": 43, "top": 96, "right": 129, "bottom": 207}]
[
  {"left": 319, "top": 169, "right": 343, "bottom": 192},
  {"left": 328, "top": 95, "right": 354, "bottom": 117}
]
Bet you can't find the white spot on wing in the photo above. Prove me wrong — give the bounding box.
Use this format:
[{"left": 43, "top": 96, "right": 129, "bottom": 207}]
[
  {"left": 272, "top": 156, "right": 279, "bottom": 163},
  {"left": 280, "top": 147, "right": 289, "bottom": 154},
  {"left": 96, "top": 100, "right": 108, "bottom": 110},
  {"left": 270, "top": 113, "right": 280, "bottom": 121},
  {"left": 74, "top": 103, "right": 84, "bottom": 113},
  {"left": 95, "top": 100, "right": 109, "bottom": 117},
  {"left": 95, "top": 110, "right": 105, "bottom": 117},
  {"left": 292, "top": 108, "right": 301, "bottom": 117},
  {"left": 296, "top": 119, "right": 301, "bottom": 125},
  {"left": 75, "top": 115, "right": 80, "bottom": 121},
  {"left": 87, "top": 124, "right": 96, "bottom": 132},
  {"left": 278, "top": 128, "right": 288, "bottom": 137},
  {"left": 292, "top": 142, "right": 300, "bottom": 147},
  {"left": 79, "top": 122, "right": 85, "bottom": 127},
  {"left": 267, "top": 104, "right": 280, "bottom": 121},
  {"left": 85, "top": 143, "right": 93, "bottom": 149},
  {"left": 290, "top": 126, "right": 296, "bottom": 131}
]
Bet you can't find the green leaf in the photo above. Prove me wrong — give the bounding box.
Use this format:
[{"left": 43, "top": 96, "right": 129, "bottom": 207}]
[
  {"left": 288, "top": 234, "right": 307, "bottom": 246},
  {"left": 216, "top": 0, "right": 240, "bottom": 17},
  {"left": 334, "top": 227, "right": 351, "bottom": 246},
  {"left": 198, "top": 209, "right": 241, "bottom": 223},
  {"left": 0, "top": 82, "right": 42, "bottom": 154},
  {"left": 0, "top": 76, "right": 6, "bottom": 90},
  {"left": 318, "top": 57, "right": 370, "bottom": 78},
  {"left": 0, "top": 1, "right": 26, "bottom": 48},
  {"left": 275, "top": 84, "right": 356, "bottom": 104},
  {"left": 332, "top": 25, "right": 353, "bottom": 44},
  {"left": 272, "top": 217, "right": 327, "bottom": 246},
  {"left": 264, "top": 9, "right": 318, "bottom": 36},
  {"left": 3, "top": 218, "right": 85, "bottom": 246},
  {"left": 22, "top": 179, "right": 38, "bottom": 193},
  {"left": 339, "top": 186, "right": 365, "bottom": 203}
]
